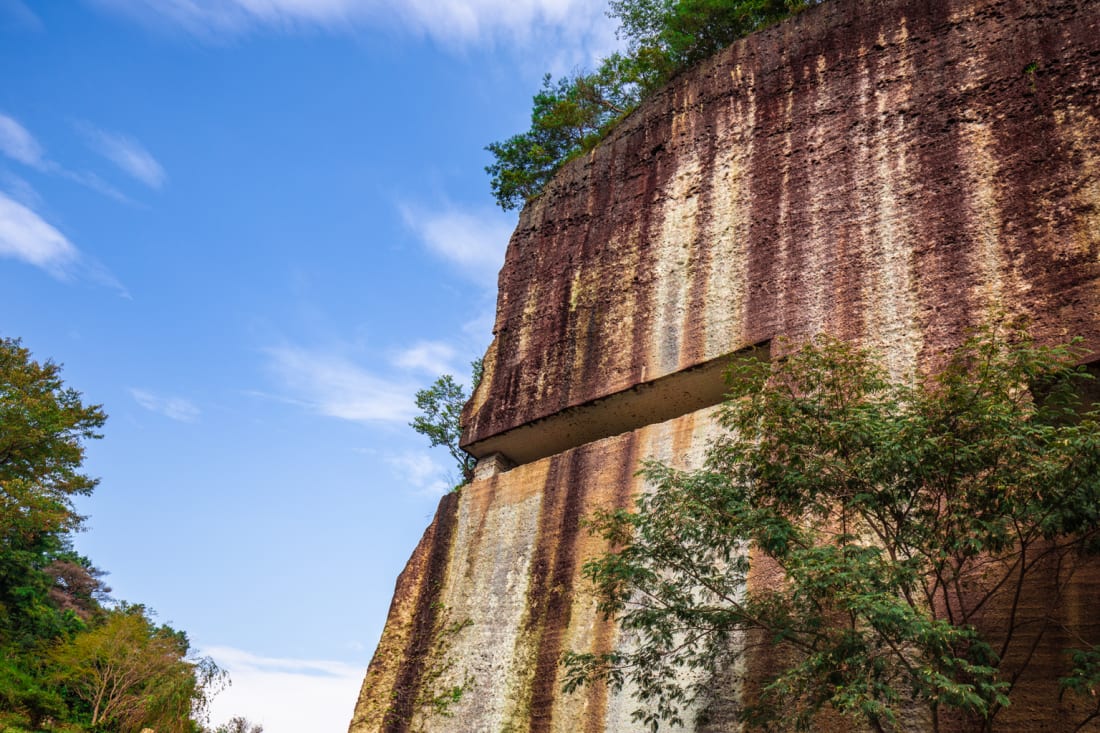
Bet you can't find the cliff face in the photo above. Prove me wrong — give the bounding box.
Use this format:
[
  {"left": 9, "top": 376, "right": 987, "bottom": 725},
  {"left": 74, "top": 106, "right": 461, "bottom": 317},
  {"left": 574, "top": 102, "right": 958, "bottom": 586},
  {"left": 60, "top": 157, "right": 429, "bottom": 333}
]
[
  {"left": 350, "top": 411, "right": 720, "bottom": 733},
  {"left": 463, "top": 0, "right": 1100, "bottom": 457},
  {"left": 350, "top": 0, "right": 1100, "bottom": 730}
]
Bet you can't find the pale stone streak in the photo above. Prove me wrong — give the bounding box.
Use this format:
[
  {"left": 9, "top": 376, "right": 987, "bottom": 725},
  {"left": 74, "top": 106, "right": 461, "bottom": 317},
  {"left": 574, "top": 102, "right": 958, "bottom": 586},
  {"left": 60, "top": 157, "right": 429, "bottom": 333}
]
[
  {"left": 802, "top": 52, "right": 834, "bottom": 337},
  {"left": 430, "top": 471, "right": 546, "bottom": 731},
  {"left": 857, "top": 21, "right": 922, "bottom": 379},
  {"left": 773, "top": 66, "right": 797, "bottom": 337},
  {"left": 651, "top": 142, "right": 702, "bottom": 374},
  {"left": 959, "top": 121, "right": 1010, "bottom": 312},
  {"left": 703, "top": 65, "right": 756, "bottom": 359}
]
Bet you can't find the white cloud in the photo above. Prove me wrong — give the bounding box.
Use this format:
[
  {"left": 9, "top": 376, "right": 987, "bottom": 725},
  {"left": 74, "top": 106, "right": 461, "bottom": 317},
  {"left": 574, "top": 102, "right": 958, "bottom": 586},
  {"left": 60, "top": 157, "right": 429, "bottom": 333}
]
[
  {"left": 0, "top": 113, "right": 45, "bottom": 168},
  {"left": 80, "top": 125, "right": 166, "bottom": 189},
  {"left": 401, "top": 203, "right": 513, "bottom": 287},
  {"left": 0, "top": 191, "right": 80, "bottom": 276},
  {"left": 387, "top": 451, "right": 452, "bottom": 495},
  {"left": 0, "top": 113, "right": 138, "bottom": 204},
  {"left": 130, "top": 388, "right": 201, "bottom": 422},
  {"left": 264, "top": 344, "right": 416, "bottom": 424},
  {"left": 0, "top": 192, "right": 128, "bottom": 295},
  {"left": 89, "top": 0, "right": 616, "bottom": 55},
  {"left": 392, "top": 340, "right": 458, "bottom": 376},
  {"left": 202, "top": 646, "right": 363, "bottom": 733}
]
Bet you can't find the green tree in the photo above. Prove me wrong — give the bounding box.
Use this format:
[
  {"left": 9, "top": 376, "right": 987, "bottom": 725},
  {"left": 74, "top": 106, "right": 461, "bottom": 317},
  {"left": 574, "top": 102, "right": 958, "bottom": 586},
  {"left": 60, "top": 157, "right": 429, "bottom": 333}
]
[
  {"left": 52, "top": 604, "right": 225, "bottom": 733},
  {"left": 0, "top": 337, "right": 106, "bottom": 548},
  {"left": 410, "top": 360, "right": 481, "bottom": 487},
  {"left": 564, "top": 324, "right": 1100, "bottom": 731},
  {"left": 0, "top": 335, "right": 108, "bottom": 642},
  {"left": 486, "top": 0, "right": 822, "bottom": 210},
  {"left": 610, "top": 0, "right": 818, "bottom": 70},
  {"left": 0, "top": 336, "right": 109, "bottom": 728},
  {"left": 0, "top": 337, "right": 226, "bottom": 732},
  {"left": 486, "top": 56, "right": 651, "bottom": 210}
]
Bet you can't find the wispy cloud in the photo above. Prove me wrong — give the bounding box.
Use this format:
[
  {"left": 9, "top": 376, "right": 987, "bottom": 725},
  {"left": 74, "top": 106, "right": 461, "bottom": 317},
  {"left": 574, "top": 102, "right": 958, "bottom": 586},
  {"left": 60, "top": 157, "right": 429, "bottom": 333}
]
[
  {"left": 202, "top": 646, "right": 363, "bottom": 733},
  {"left": 89, "top": 0, "right": 616, "bottom": 57},
  {"left": 0, "top": 112, "right": 137, "bottom": 204},
  {"left": 401, "top": 203, "right": 512, "bottom": 288},
  {"left": 130, "top": 388, "right": 201, "bottom": 422},
  {"left": 0, "top": 191, "right": 129, "bottom": 295},
  {"left": 79, "top": 124, "right": 166, "bottom": 189},
  {"left": 0, "top": 113, "right": 45, "bottom": 168},
  {"left": 264, "top": 345, "right": 416, "bottom": 424},
  {"left": 58, "top": 169, "right": 135, "bottom": 205},
  {"left": 0, "top": 191, "right": 80, "bottom": 276},
  {"left": 386, "top": 451, "right": 452, "bottom": 495},
  {"left": 392, "top": 340, "right": 458, "bottom": 376}
]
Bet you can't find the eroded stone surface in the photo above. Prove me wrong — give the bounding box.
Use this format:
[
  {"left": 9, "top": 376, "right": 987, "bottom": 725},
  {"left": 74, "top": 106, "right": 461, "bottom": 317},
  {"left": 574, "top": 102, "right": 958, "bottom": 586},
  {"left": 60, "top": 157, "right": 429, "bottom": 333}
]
[
  {"left": 462, "top": 0, "right": 1100, "bottom": 450},
  {"left": 349, "top": 409, "right": 720, "bottom": 733},
  {"left": 353, "top": 0, "right": 1100, "bottom": 730}
]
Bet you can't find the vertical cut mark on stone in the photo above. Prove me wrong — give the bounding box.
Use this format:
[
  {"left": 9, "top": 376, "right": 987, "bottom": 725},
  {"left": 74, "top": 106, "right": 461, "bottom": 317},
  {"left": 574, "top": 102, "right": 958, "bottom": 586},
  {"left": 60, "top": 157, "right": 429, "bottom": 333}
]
[
  {"left": 704, "top": 63, "right": 756, "bottom": 358},
  {"left": 652, "top": 152, "right": 702, "bottom": 374},
  {"left": 801, "top": 51, "right": 834, "bottom": 337},
  {"left": 959, "top": 121, "right": 1007, "bottom": 314},
  {"left": 773, "top": 66, "right": 796, "bottom": 336},
  {"left": 861, "top": 18, "right": 921, "bottom": 379}
]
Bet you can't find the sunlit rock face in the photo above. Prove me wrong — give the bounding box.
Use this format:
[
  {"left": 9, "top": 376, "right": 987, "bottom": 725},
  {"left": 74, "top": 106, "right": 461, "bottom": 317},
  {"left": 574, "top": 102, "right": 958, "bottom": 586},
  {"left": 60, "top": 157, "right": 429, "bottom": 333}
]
[
  {"left": 350, "top": 0, "right": 1100, "bottom": 730},
  {"left": 349, "top": 410, "right": 720, "bottom": 733}
]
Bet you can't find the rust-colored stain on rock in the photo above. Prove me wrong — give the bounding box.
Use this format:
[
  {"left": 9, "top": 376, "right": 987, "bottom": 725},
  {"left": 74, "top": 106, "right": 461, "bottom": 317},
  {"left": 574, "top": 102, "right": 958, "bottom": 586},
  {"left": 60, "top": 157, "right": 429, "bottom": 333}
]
[
  {"left": 351, "top": 0, "right": 1100, "bottom": 730},
  {"left": 462, "top": 0, "right": 1100, "bottom": 447}
]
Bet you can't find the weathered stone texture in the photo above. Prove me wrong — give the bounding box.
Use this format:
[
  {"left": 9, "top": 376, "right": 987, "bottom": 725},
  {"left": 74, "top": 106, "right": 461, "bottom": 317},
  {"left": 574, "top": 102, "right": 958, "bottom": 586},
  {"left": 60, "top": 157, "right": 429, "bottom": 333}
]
[
  {"left": 354, "top": 0, "right": 1100, "bottom": 730},
  {"left": 349, "top": 410, "right": 720, "bottom": 733},
  {"left": 462, "top": 0, "right": 1100, "bottom": 449}
]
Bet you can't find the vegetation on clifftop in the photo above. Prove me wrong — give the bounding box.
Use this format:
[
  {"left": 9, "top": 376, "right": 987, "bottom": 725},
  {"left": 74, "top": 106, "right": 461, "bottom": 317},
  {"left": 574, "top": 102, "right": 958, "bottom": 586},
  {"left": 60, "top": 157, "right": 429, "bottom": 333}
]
[
  {"left": 565, "top": 323, "right": 1100, "bottom": 731},
  {"left": 486, "top": 0, "right": 823, "bottom": 210}
]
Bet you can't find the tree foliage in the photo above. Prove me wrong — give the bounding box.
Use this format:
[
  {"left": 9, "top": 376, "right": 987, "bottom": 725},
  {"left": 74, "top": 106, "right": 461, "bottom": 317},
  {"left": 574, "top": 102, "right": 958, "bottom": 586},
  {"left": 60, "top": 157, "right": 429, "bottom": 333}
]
[
  {"left": 611, "top": 0, "right": 818, "bottom": 69},
  {"left": 0, "top": 336, "right": 225, "bottom": 732},
  {"left": 52, "top": 604, "right": 225, "bottom": 733},
  {"left": 486, "top": 56, "right": 652, "bottom": 210},
  {"left": 0, "top": 337, "right": 106, "bottom": 543},
  {"left": 486, "top": 0, "right": 821, "bottom": 209},
  {"left": 564, "top": 324, "right": 1100, "bottom": 731},
  {"left": 410, "top": 360, "right": 481, "bottom": 487},
  {"left": 0, "top": 337, "right": 107, "bottom": 653}
]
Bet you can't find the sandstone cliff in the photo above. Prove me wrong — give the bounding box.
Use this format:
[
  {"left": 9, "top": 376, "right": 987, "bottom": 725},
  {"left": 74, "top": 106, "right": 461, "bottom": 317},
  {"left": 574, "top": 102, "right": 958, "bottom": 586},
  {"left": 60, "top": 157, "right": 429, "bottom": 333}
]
[{"left": 350, "top": 0, "right": 1100, "bottom": 729}]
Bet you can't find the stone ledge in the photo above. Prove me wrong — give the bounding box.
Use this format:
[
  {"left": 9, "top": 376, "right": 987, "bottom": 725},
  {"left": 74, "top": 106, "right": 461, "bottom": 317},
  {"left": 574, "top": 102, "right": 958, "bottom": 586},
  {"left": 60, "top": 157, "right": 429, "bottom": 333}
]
[{"left": 461, "top": 343, "right": 768, "bottom": 467}]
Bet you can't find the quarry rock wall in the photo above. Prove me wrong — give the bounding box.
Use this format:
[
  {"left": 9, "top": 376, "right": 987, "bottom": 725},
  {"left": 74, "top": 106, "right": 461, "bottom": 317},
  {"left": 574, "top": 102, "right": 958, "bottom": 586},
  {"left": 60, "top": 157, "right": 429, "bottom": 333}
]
[
  {"left": 349, "top": 410, "right": 721, "bottom": 732},
  {"left": 462, "top": 0, "right": 1100, "bottom": 456},
  {"left": 351, "top": 0, "right": 1100, "bottom": 729}
]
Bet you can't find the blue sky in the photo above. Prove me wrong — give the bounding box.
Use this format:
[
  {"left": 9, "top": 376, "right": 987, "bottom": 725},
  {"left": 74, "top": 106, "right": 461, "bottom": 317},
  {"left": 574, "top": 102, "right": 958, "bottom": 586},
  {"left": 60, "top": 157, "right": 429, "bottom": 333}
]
[{"left": 0, "top": 1, "right": 615, "bottom": 729}]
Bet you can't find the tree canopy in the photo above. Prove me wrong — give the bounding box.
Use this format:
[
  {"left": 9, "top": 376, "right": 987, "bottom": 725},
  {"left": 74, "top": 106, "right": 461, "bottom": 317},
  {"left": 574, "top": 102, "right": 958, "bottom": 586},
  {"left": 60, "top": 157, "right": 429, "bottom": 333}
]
[
  {"left": 0, "top": 337, "right": 225, "bottom": 732},
  {"left": 564, "top": 324, "right": 1100, "bottom": 731},
  {"left": 486, "top": 0, "right": 822, "bottom": 210},
  {"left": 52, "top": 604, "right": 226, "bottom": 733}
]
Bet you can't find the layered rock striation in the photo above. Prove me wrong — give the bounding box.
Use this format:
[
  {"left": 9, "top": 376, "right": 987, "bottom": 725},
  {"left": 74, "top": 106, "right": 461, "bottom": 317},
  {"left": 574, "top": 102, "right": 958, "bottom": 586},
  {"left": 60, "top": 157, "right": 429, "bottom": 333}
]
[{"left": 350, "top": 0, "right": 1100, "bottom": 730}]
